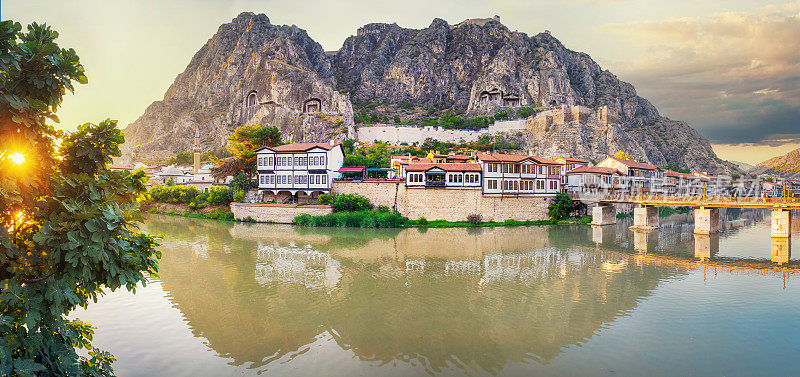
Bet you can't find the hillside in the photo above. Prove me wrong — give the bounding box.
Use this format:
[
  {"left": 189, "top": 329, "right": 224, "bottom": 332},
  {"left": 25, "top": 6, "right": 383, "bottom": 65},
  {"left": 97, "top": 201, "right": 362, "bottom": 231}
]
[
  {"left": 121, "top": 12, "right": 735, "bottom": 173},
  {"left": 757, "top": 148, "right": 800, "bottom": 177}
]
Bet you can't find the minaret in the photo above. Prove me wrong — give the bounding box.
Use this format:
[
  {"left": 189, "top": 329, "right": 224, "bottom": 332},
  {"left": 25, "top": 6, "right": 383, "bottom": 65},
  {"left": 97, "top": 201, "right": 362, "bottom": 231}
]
[{"left": 193, "top": 126, "right": 200, "bottom": 174}]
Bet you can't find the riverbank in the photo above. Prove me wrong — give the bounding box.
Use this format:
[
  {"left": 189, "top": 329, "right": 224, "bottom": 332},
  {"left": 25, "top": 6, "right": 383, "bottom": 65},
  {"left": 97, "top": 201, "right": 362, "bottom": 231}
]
[{"left": 142, "top": 202, "right": 240, "bottom": 221}]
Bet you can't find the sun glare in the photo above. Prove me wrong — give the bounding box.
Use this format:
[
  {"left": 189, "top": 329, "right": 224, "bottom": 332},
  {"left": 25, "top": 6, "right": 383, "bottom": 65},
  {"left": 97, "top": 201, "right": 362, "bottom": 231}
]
[{"left": 9, "top": 152, "right": 25, "bottom": 164}]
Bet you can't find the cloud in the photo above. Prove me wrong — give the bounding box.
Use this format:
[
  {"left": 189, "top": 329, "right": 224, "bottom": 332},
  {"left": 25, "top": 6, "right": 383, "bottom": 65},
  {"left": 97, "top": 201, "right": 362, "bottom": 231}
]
[{"left": 600, "top": 2, "right": 800, "bottom": 144}]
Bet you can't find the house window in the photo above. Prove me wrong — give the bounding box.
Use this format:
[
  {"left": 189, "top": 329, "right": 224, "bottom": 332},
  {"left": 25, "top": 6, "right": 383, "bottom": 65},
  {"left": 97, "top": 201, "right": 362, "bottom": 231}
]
[
  {"left": 322, "top": 175, "right": 327, "bottom": 184},
  {"left": 268, "top": 157, "right": 273, "bottom": 166}
]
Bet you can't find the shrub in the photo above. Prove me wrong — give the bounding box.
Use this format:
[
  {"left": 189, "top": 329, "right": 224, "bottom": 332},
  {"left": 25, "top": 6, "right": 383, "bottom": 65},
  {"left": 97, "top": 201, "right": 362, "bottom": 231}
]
[
  {"left": 504, "top": 219, "right": 521, "bottom": 226},
  {"left": 230, "top": 173, "right": 256, "bottom": 193},
  {"left": 548, "top": 192, "right": 574, "bottom": 220},
  {"left": 467, "top": 214, "right": 482, "bottom": 225},
  {"left": 331, "top": 193, "right": 373, "bottom": 212},
  {"left": 149, "top": 185, "right": 200, "bottom": 204},
  {"left": 376, "top": 205, "right": 390, "bottom": 213},
  {"left": 318, "top": 193, "right": 334, "bottom": 205},
  {"left": 417, "top": 217, "right": 428, "bottom": 225},
  {"left": 293, "top": 211, "right": 405, "bottom": 228},
  {"left": 207, "top": 186, "right": 232, "bottom": 205},
  {"left": 232, "top": 189, "right": 245, "bottom": 203}
]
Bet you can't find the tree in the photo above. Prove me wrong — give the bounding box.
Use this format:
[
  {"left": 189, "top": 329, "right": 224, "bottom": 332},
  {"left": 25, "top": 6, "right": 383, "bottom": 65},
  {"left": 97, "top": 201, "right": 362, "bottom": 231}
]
[
  {"left": 1, "top": 21, "right": 159, "bottom": 376},
  {"left": 613, "top": 150, "right": 632, "bottom": 160},
  {"left": 223, "top": 124, "right": 282, "bottom": 177},
  {"left": 548, "top": 192, "right": 576, "bottom": 220}
]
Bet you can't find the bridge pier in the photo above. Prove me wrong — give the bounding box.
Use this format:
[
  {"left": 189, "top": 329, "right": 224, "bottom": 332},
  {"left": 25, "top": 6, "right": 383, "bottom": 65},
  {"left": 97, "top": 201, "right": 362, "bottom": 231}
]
[
  {"left": 694, "top": 207, "right": 720, "bottom": 235},
  {"left": 591, "top": 204, "right": 616, "bottom": 226},
  {"left": 771, "top": 209, "right": 792, "bottom": 238},
  {"left": 631, "top": 205, "right": 658, "bottom": 230}
]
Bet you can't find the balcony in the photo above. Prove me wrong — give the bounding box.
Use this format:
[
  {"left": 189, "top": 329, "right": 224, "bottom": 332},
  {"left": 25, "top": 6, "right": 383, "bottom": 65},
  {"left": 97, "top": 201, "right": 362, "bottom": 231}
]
[{"left": 426, "top": 181, "right": 446, "bottom": 187}]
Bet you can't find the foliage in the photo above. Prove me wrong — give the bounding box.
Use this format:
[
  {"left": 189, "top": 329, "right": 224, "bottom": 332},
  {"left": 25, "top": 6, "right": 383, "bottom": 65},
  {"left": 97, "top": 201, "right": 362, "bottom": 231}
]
[
  {"left": 232, "top": 190, "right": 245, "bottom": 203},
  {"left": 417, "top": 217, "right": 428, "bottom": 225},
  {"left": 548, "top": 192, "right": 578, "bottom": 220},
  {"left": 0, "top": 21, "right": 159, "bottom": 376},
  {"left": 148, "top": 185, "right": 200, "bottom": 204},
  {"left": 219, "top": 124, "right": 282, "bottom": 177},
  {"left": 205, "top": 186, "right": 232, "bottom": 206},
  {"left": 467, "top": 214, "right": 482, "bottom": 225},
  {"left": 229, "top": 173, "right": 256, "bottom": 193},
  {"left": 317, "top": 193, "right": 334, "bottom": 205},
  {"left": 294, "top": 211, "right": 405, "bottom": 228},
  {"left": 613, "top": 150, "right": 633, "bottom": 160},
  {"left": 329, "top": 194, "right": 373, "bottom": 212},
  {"left": 376, "top": 205, "right": 390, "bottom": 213},
  {"left": 616, "top": 211, "right": 633, "bottom": 219},
  {"left": 341, "top": 139, "right": 356, "bottom": 155},
  {"left": 210, "top": 158, "right": 245, "bottom": 181},
  {"left": 343, "top": 142, "right": 392, "bottom": 168},
  {"left": 662, "top": 162, "right": 690, "bottom": 173}
]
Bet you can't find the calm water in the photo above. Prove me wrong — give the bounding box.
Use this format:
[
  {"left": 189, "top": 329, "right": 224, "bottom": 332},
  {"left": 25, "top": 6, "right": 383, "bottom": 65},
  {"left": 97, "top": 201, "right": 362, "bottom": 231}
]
[{"left": 71, "top": 211, "right": 800, "bottom": 376}]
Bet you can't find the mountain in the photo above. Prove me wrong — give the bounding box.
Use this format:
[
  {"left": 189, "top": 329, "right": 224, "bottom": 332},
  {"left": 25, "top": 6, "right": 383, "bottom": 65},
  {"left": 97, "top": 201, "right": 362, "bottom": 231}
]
[
  {"left": 122, "top": 13, "right": 354, "bottom": 162},
  {"left": 730, "top": 161, "right": 755, "bottom": 173},
  {"left": 757, "top": 148, "right": 800, "bottom": 177},
  {"left": 122, "top": 13, "right": 735, "bottom": 173}
]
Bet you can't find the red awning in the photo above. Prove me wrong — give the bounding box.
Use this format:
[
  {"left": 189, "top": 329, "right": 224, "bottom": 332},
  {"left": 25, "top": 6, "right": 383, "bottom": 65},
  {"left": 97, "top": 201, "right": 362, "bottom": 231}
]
[{"left": 338, "top": 166, "right": 365, "bottom": 173}]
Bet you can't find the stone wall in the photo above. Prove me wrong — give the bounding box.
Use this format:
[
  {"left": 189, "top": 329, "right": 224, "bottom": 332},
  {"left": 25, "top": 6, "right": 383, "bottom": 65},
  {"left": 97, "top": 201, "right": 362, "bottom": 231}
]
[
  {"left": 355, "top": 119, "right": 526, "bottom": 145},
  {"left": 332, "top": 181, "right": 551, "bottom": 222},
  {"left": 230, "top": 203, "right": 333, "bottom": 223}
]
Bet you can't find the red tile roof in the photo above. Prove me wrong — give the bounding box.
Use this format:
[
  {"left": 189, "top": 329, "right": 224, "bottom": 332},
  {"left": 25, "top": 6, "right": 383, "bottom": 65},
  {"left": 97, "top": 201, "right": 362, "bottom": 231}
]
[
  {"left": 258, "top": 143, "right": 339, "bottom": 153},
  {"left": 478, "top": 153, "right": 559, "bottom": 165},
  {"left": 663, "top": 170, "right": 698, "bottom": 179},
  {"left": 556, "top": 157, "right": 589, "bottom": 164},
  {"left": 567, "top": 166, "right": 620, "bottom": 175},
  {"left": 405, "top": 163, "right": 482, "bottom": 172},
  {"left": 609, "top": 157, "right": 658, "bottom": 170}
]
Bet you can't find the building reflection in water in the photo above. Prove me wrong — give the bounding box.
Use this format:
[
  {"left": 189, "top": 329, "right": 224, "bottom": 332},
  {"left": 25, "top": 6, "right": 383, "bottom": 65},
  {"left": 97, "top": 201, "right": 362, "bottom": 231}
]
[{"left": 141, "top": 212, "right": 789, "bottom": 375}]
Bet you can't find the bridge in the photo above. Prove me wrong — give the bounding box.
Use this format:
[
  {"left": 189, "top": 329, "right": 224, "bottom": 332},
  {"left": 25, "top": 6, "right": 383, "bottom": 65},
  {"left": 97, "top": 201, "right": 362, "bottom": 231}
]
[{"left": 587, "top": 193, "right": 797, "bottom": 239}]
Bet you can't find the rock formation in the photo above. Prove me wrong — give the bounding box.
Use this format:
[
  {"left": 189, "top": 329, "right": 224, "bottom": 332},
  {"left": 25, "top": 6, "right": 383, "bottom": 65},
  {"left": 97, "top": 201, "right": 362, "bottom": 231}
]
[
  {"left": 122, "top": 13, "right": 354, "bottom": 162},
  {"left": 122, "top": 13, "right": 734, "bottom": 173},
  {"left": 757, "top": 148, "right": 800, "bottom": 177}
]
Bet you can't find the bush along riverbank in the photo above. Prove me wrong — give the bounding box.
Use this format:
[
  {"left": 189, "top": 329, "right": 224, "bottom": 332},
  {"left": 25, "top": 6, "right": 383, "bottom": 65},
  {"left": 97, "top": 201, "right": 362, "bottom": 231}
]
[
  {"left": 143, "top": 184, "right": 252, "bottom": 222},
  {"left": 293, "top": 193, "right": 591, "bottom": 228}
]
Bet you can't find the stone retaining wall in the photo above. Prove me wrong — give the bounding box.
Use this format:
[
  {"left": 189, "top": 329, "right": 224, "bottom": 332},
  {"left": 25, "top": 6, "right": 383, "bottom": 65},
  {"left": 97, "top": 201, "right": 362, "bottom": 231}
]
[
  {"left": 332, "top": 181, "right": 551, "bottom": 222},
  {"left": 230, "top": 203, "right": 333, "bottom": 223}
]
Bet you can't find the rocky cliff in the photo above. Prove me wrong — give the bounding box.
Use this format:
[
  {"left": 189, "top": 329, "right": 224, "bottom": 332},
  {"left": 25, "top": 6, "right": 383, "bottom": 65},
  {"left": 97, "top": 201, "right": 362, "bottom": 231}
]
[
  {"left": 123, "top": 13, "right": 733, "bottom": 173},
  {"left": 757, "top": 148, "right": 800, "bottom": 177},
  {"left": 122, "top": 13, "right": 354, "bottom": 162}
]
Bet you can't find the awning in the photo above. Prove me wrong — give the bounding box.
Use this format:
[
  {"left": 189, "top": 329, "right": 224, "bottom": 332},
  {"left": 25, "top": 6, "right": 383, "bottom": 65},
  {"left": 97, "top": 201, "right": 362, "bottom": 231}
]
[{"left": 338, "top": 166, "right": 365, "bottom": 173}]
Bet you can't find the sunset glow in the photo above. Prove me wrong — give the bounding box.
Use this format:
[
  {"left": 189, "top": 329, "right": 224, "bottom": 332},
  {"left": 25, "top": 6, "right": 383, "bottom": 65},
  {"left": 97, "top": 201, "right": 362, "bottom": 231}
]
[{"left": 8, "top": 152, "right": 25, "bottom": 165}]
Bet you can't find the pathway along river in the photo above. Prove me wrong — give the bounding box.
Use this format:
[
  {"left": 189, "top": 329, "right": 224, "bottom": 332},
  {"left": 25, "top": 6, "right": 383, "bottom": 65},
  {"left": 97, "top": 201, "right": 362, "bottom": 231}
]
[{"left": 72, "top": 211, "right": 799, "bottom": 376}]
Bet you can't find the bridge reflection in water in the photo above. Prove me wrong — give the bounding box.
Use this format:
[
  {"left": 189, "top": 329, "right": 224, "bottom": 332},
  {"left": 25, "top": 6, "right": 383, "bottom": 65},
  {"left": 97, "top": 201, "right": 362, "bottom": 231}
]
[{"left": 142, "top": 212, "right": 796, "bottom": 375}]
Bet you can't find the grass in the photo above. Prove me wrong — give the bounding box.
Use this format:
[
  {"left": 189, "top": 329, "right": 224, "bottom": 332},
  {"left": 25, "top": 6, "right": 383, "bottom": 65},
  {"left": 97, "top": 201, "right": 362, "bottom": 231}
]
[{"left": 294, "top": 212, "right": 591, "bottom": 228}]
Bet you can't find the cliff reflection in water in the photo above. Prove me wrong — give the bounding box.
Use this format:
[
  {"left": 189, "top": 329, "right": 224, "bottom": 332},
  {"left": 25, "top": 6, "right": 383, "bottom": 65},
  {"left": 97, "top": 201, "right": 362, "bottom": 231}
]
[{"left": 144, "top": 215, "right": 694, "bottom": 374}]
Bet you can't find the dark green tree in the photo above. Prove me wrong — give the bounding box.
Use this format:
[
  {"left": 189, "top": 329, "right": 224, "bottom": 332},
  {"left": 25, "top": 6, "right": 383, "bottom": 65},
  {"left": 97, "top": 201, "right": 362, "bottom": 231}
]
[
  {"left": 548, "top": 192, "right": 576, "bottom": 220},
  {"left": 218, "top": 124, "right": 282, "bottom": 177},
  {"left": 0, "top": 21, "right": 159, "bottom": 376}
]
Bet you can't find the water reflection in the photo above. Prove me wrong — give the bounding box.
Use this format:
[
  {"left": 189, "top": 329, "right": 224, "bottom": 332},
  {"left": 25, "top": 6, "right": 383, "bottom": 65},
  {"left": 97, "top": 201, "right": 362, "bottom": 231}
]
[
  {"left": 144, "top": 216, "right": 686, "bottom": 374},
  {"left": 141, "top": 212, "right": 797, "bottom": 375},
  {"left": 771, "top": 238, "right": 791, "bottom": 265},
  {"left": 694, "top": 234, "right": 719, "bottom": 261}
]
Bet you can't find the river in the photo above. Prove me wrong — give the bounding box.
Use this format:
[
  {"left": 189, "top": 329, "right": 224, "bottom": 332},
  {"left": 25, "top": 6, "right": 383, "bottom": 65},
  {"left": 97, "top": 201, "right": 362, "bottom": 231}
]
[{"left": 71, "top": 211, "right": 800, "bottom": 376}]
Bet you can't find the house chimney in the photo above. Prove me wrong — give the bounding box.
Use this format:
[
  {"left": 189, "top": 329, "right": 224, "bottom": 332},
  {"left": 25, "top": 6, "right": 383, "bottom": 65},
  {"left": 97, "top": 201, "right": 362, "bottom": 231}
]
[
  {"left": 330, "top": 139, "right": 335, "bottom": 146},
  {"left": 528, "top": 149, "right": 533, "bottom": 156}
]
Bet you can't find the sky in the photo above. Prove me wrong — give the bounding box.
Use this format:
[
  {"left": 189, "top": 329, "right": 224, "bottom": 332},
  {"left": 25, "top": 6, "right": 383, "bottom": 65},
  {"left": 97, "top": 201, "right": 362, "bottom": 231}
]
[{"left": 4, "top": 0, "right": 800, "bottom": 165}]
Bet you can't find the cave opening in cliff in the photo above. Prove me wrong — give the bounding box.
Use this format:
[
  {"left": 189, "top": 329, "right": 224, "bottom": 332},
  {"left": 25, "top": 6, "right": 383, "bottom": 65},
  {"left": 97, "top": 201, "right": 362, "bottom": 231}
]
[
  {"left": 246, "top": 91, "right": 258, "bottom": 107},
  {"left": 303, "top": 98, "right": 321, "bottom": 113}
]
